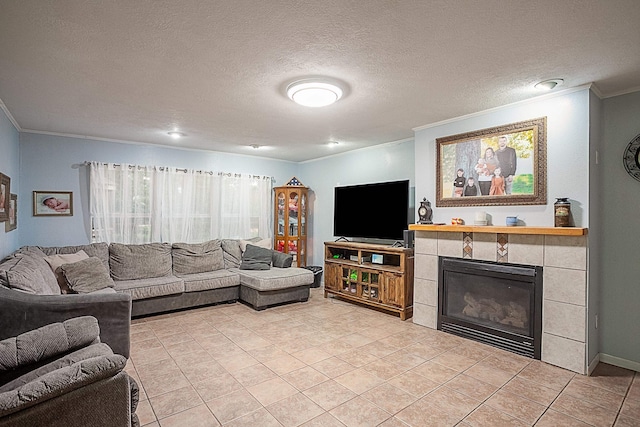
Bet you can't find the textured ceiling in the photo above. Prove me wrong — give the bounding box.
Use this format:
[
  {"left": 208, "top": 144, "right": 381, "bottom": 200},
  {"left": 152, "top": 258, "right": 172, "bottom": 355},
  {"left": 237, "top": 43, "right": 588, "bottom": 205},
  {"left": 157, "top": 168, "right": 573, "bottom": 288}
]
[{"left": 1, "top": 0, "right": 639, "bottom": 162}]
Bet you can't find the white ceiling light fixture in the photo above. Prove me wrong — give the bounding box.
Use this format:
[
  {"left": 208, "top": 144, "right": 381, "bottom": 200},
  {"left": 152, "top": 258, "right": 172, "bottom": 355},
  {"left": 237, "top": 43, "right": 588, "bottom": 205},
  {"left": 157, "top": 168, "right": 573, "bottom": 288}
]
[
  {"left": 534, "top": 79, "right": 564, "bottom": 91},
  {"left": 167, "top": 131, "right": 186, "bottom": 139},
  {"left": 287, "top": 78, "right": 343, "bottom": 107},
  {"left": 328, "top": 141, "right": 339, "bottom": 147}
]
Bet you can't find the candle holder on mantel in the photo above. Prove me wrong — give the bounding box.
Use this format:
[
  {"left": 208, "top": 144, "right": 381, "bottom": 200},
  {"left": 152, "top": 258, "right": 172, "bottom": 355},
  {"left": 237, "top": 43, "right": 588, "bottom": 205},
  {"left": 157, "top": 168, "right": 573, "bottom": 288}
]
[{"left": 554, "top": 198, "right": 571, "bottom": 227}]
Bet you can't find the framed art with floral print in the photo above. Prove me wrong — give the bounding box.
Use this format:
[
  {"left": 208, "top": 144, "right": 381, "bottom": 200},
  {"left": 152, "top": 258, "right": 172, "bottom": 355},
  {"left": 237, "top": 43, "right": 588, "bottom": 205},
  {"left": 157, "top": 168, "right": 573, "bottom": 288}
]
[
  {"left": 5, "top": 193, "right": 17, "bottom": 232},
  {"left": 436, "top": 117, "right": 547, "bottom": 207}
]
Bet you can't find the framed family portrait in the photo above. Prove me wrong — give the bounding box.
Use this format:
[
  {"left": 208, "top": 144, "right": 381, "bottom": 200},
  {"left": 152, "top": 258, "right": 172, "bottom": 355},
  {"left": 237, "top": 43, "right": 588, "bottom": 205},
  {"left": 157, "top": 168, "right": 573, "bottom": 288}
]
[
  {"left": 436, "top": 117, "right": 547, "bottom": 207},
  {"left": 0, "top": 173, "right": 10, "bottom": 222},
  {"left": 5, "top": 194, "right": 17, "bottom": 232},
  {"left": 33, "top": 191, "right": 74, "bottom": 216}
]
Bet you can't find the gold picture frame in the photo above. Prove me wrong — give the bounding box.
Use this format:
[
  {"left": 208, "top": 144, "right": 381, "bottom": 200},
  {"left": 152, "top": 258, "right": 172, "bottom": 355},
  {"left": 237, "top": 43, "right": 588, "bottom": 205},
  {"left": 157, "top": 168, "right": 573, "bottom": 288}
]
[
  {"left": 436, "top": 117, "right": 547, "bottom": 207},
  {"left": 33, "top": 191, "right": 74, "bottom": 216}
]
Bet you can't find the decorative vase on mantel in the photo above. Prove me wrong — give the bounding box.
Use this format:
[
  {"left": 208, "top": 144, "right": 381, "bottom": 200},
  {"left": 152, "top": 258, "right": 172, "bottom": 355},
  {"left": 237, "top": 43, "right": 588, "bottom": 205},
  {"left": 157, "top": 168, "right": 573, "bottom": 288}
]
[{"left": 554, "top": 198, "right": 571, "bottom": 227}]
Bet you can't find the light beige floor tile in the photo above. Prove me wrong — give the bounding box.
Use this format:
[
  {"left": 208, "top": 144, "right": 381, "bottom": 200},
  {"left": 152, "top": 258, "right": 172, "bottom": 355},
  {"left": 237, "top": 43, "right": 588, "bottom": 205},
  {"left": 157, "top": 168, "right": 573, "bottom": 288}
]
[
  {"left": 157, "top": 404, "right": 219, "bottom": 427},
  {"left": 431, "top": 351, "right": 478, "bottom": 372},
  {"left": 291, "top": 346, "right": 333, "bottom": 365},
  {"left": 311, "top": 356, "right": 355, "bottom": 378},
  {"left": 361, "top": 383, "right": 417, "bottom": 414},
  {"left": 263, "top": 354, "right": 308, "bottom": 375},
  {"left": 334, "top": 368, "right": 385, "bottom": 394},
  {"left": 266, "top": 393, "right": 325, "bottom": 427},
  {"left": 246, "top": 377, "right": 299, "bottom": 406},
  {"left": 330, "top": 396, "right": 391, "bottom": 427},
  {"left": 193, "top": 372, "right": 244, "bottom": 402},
  {"left": 281, "top": 366, "right": 330, "bottom": 391},
  {"left": 535, "top": 409, "right": 592, "bottom": 426},
  {"left": 444, "top": 374, "right": 499, "bottom": 402},
  {"left": 231, "top": 363, "right": 278, "bottom": 387},
  {"left": 421, "top": 386, "right": 482, "bottom": 420},
  {"left": 563, "top": 377, "right": 626, "bottom": 410},
  {"left": 149, "top": 385, "right": 203, "bottom": 419},
  {"left": 180, "top": 359, "right": 227, "bottom": 383},
  {"left": 484, "top": 389, "right": 546, "bottom": 425},
  {"left": 137, "top": 399, "right": 157, "bottom": 426},
  {"left": 300, "top": 412, "right": 346, "bottom": 427},
  {"left": 224, "top": 407, "right": 283, "bottom": 427},
  {"left": 216, "top": 351, "right": 259, "bottom": 372},
  {"left": 462, "top": 404, "right": 528, "bottom": 427},
  {"left": 464, "top": 362, "right": 515, "bottom": 388},
  {"left": 388, "top": 371, "right": 440, "bottom": 398},
  {"left": 516, "top": 360, "right": 574, "bottom": 391},
  {"left": 303, "top": 379, "right": 358, "bottom": 411},
  {"left": 551, "top": 391, "right": 618, "bottom": 426},
  {"left": 409, "top": 361, "right": 459, "bottom": 385},
  {"left": 396, "top": 398, "right": 463, "bottom": 427},
  {"left": 205, "top": 389, "right": 262, "bottom": 424}
]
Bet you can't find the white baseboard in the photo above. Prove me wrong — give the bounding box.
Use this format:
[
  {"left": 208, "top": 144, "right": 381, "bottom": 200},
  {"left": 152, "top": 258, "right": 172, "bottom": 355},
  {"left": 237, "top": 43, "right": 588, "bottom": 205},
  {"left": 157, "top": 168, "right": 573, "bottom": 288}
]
[{"left": 598, "top": 353, "right": 640, "bottom": 373}]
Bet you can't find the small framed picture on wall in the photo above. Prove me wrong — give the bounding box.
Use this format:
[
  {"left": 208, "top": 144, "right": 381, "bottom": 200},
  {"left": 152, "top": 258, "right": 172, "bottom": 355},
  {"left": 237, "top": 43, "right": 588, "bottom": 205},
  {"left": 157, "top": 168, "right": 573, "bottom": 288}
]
[
  {"left": 0, "top": 173, "right": 11, "bottom": 222},
  {"left": 33, "top": 191, "right": 73, "bottom": 216}
]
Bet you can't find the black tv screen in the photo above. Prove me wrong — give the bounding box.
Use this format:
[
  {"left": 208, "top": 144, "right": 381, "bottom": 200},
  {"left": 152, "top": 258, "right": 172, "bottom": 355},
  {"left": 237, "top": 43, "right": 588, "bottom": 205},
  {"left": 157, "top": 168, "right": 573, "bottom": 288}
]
[{"left": 334, "top": 180, "right": 409, "bottom": 241}]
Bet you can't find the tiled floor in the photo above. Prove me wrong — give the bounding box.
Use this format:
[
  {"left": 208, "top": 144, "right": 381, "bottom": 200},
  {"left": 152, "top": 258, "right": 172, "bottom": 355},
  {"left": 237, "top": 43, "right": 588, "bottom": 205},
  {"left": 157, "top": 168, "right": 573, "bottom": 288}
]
[{"left": 126, "top": 288, "right": 639, "bottom": 427}]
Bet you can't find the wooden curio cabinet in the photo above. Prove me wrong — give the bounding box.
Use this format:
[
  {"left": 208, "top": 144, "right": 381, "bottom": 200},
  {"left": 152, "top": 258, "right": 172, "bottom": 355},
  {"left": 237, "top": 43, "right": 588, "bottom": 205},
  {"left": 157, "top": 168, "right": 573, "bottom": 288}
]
[{"left": 274, "top": 177, "right": 308, "bottom": 267}]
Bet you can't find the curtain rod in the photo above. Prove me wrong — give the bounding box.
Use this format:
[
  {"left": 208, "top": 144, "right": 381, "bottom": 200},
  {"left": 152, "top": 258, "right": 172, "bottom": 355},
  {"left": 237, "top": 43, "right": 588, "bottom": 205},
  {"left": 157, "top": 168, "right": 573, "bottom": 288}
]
[{"left": 83, "top": 161, "right": 273, "bottom": 180}]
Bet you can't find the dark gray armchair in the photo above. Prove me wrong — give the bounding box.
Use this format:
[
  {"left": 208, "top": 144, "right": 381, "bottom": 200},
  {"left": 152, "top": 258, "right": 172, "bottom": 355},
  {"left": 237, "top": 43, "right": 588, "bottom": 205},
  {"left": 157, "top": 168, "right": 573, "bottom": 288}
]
[
  {"left": 0, "top": 286, "right": 131, "bottom": 358},
  {"left": 0, "top": 316, "right": 138, "bottom": 427}
]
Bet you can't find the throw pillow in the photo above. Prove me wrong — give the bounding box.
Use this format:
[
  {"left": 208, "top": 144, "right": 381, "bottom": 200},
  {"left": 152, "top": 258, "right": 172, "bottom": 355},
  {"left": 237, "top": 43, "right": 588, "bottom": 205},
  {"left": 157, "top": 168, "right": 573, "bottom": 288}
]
[
  {"left": 239, "top": 238, "right": 272, "bottom": 252},
  {"left": 60, "top": 257, "right": 115, "bottom": 293},
  {"left": 272, "top": 250, "right": 293, "bottom": 268},
  {"left": 44, "top": 250, "right": 89, "bottom": 293},
  {"left": 109, "top": 243, "right": 172, "bottom": 281},
  {"left": 239, "top": 244, "right": 272, "bottom": 270}
]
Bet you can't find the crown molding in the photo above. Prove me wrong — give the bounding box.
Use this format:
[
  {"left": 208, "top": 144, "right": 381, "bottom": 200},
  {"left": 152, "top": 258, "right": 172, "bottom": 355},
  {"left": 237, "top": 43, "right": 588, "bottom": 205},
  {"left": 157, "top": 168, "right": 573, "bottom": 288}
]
[
  {"left": 0, "top": 97, "right": 22, "bottom": 132},
  {"left": 412, "top": 84, "right": 594, "bottom": 132}
]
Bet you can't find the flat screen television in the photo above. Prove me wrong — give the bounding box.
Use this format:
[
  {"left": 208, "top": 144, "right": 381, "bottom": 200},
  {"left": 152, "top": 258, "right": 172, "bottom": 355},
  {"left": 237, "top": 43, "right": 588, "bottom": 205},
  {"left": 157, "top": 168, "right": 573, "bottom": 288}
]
[{"left": 334, "top": 180, "right": 409, "bottom": 241}]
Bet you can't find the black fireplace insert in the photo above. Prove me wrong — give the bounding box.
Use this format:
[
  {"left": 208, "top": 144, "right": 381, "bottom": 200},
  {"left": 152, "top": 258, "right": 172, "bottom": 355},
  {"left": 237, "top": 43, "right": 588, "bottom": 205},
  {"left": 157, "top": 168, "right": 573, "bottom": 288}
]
[{"left": 438, "top": 257, "right": 542, "bottom": 359}]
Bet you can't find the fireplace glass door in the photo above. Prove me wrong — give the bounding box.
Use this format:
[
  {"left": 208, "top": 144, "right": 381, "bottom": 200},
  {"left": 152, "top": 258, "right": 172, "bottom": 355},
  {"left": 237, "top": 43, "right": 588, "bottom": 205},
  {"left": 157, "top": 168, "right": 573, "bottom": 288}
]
[{"left": 438, "top": 257, "right": 542, "bottom": 359}]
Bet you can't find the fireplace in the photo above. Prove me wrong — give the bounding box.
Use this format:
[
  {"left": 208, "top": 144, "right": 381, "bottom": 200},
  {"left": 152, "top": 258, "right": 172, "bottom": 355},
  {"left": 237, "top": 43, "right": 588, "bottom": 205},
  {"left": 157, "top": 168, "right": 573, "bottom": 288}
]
[{"left": 438, "top": 257, "right": 542, "bottom": 359}]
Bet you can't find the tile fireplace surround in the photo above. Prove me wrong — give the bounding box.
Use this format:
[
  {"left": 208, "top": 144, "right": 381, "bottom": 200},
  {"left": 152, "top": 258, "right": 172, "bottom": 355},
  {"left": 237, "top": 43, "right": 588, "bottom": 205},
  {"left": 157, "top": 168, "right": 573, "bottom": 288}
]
[{"left": 409, "top": 225, "right": 590, "bottom": 375}]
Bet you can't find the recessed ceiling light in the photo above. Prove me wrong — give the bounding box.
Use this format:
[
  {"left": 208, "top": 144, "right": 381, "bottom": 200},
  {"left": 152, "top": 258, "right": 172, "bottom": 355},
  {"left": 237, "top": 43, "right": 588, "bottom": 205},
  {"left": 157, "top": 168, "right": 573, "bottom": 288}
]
[
  {"left": 534, "top": 79, "right": 564, "bottom": 91},
  {"left": 250, "top": 144, "right": 260, "bottom": 149},
  {"left": 328, "top": 141, "right": 339, "bottom": 147},
  {"left": 287, "top": 78, "right": 343, "bottom": 107},
  {"left": 168, "top": 131, "right": 186, "bottom": 139}
]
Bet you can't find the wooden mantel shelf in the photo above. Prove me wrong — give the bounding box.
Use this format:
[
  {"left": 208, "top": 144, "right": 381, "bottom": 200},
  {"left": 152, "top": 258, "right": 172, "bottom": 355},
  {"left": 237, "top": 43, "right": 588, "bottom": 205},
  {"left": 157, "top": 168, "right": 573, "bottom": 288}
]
[{"left": 409, "top": 224, "right": 588, "bottom": 236}]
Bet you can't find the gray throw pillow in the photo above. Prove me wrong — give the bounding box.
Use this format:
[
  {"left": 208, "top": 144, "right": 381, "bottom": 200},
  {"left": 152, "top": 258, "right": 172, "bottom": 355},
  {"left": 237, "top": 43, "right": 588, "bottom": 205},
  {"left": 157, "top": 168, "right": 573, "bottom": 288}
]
[
  {"left": 109, "top": 243, "right": 172, "bottom": 281},
  {"left": 272, "top": 250, "right": 293, "bottom": 268},
  {"left": 60, "top": 257, "right": 115, "bottom": 293},
  {"left": 239, "top": 244, "right": 272, "bottom": 270}
]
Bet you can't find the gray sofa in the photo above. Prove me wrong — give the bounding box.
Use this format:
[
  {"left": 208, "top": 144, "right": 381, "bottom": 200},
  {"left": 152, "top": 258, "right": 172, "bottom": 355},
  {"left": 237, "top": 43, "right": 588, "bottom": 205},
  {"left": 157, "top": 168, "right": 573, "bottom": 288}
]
[
  {"left": 0, "top": 239, "right": 312, "bottom": 338},
  {"left": 0, "top": 316, "right": 138, "bottom": 427}
]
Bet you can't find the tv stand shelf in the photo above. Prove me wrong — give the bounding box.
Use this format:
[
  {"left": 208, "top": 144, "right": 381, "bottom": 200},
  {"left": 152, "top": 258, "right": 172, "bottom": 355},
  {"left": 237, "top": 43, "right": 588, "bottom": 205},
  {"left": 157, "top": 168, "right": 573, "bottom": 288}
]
[{"left": 324, "top": 241, "right": 414, "bottom": 320}]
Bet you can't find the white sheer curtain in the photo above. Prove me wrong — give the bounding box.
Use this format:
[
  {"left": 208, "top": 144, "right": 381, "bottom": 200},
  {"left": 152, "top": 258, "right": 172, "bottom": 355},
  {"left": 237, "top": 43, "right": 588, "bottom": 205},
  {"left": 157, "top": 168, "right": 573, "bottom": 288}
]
[{"left": 89, "top": 162, "right": 272, "bottom": 244}]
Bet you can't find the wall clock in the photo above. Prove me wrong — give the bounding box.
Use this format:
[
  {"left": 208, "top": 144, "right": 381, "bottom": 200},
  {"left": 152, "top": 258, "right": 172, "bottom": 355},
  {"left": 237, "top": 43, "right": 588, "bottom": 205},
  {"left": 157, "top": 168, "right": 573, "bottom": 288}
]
[{"left": 623, "top": 133, "right": 640, "bottom": 182}]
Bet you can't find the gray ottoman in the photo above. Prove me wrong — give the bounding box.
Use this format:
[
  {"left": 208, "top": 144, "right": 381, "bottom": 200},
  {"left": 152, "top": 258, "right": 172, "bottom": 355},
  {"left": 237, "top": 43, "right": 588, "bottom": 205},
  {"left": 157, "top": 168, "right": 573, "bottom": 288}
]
[{"left": 235, "top": 267, "right": 313, "bottom": 310}]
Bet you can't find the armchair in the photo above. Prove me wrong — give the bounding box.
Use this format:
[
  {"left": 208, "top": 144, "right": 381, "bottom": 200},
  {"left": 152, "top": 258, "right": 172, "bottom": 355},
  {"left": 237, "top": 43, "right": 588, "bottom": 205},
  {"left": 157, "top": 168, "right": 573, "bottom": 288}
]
[{"left": 0, "top": 316, "right": 138, "bottom": 427}]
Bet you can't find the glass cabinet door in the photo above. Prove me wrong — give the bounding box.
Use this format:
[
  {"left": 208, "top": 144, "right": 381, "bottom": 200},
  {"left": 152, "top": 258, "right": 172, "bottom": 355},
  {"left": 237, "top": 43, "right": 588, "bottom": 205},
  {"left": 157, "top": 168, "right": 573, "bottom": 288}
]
[
  {"left": 288, "top": 191, "right": 298, "bottom": 236},
  {"left": 277, "top": 192, "right": 285, "bottom": 236},
  {"left": 301, "top": 193, "right": 307, "bottom": 236}
]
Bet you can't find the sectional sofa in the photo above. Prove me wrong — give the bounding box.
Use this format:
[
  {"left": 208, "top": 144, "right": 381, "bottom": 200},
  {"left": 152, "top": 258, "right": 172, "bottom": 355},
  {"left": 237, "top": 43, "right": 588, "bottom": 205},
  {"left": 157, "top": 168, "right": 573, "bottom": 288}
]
[{"left": 0, "top": 239, "right": 313, "bottom": 356}]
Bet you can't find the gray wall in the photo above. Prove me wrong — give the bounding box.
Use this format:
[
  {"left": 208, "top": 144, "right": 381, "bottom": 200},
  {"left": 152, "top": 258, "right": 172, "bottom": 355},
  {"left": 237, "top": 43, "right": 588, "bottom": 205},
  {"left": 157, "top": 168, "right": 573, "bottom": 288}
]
[
  {"left": 601, "top": 91, "right": 640, "bottom": 366},
  {"left": 19, "top": 133, "right": 299, "bottom": 247},
  {"left": 0, "top": 107, "right": 20, "bottom": 258}
]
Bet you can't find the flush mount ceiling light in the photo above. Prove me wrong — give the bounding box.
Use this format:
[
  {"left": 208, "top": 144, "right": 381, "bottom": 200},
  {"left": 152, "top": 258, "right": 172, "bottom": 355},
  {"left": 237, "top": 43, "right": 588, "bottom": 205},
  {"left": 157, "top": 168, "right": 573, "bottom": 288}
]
[
  {"left": 328, "top": 141, "right": 339, "bottom": 147},
  {"left": 167, "top": 131, "right": 186, "bottom": 139},
  {"left": 250, "top": 144, "right": 260, "bottom": 149},
  {"left": 287, "top": 78, "right": 343, "bottom": 107},
  {"left": 534, "top": 79, "right": 564, "bottom": 91}
]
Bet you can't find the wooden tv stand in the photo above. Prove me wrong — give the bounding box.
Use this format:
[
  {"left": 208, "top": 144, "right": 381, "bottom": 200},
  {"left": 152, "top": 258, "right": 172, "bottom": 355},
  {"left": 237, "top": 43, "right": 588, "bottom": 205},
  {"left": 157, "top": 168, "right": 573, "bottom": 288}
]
[{"left": 324, "top": 241, "right": 414, "bottom": 320}]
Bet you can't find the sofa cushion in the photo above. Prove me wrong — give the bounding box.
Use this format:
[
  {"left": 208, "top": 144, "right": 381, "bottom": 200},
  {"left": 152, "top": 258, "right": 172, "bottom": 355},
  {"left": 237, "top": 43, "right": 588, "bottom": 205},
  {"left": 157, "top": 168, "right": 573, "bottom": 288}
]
[
  {"left": 177, "top": 269, "right": 241, "bottom": 292},
  {"left": 44, "top": 250, "right": 89, "bottom": 293},
  {"left": 0, "top": 255, "right": 58, "bottom": 295},
  {"left": 60, "top": 257, "right": 115, "bottom": 294},
  {"left": 221, "top": 239, "right": 242, "bottom": 269},
  {"left": 113, "top": 276, "right": 184, "bottom": 300},
  {"left": 272, "top": 251, "right": 293, "bottom": 268},
  {"left": 109, "top": 243, "right": 172, "bottom": 281},
  {"left": 172, "top": 240, "right": 224, "bottom": 275},
  {"left": 10, "top": 247, "right": 61, "bottom": 295},
  {"left": 40, "top": 243, "right": 110, "bottom": 270},
  {"left": 239, "top": 244, "right": 272, "bottom": 270},
  {"left": 235, "top": 267, "right": 313, "bottom": 291}
]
